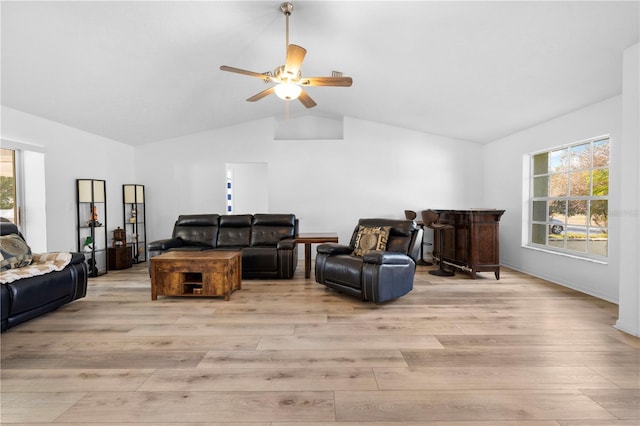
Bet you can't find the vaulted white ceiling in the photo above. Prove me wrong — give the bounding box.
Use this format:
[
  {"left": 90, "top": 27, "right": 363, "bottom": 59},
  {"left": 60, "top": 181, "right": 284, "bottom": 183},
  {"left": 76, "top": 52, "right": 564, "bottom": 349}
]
[{"left": 1, "top": 1, "right": 638, "bottom": 146}]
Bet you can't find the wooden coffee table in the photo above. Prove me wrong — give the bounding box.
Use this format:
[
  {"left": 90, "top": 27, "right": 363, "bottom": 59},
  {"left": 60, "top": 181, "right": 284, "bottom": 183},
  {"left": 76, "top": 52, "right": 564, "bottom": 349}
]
[{"left": 150, "top": 251, "right": 241, "bottom": 301}]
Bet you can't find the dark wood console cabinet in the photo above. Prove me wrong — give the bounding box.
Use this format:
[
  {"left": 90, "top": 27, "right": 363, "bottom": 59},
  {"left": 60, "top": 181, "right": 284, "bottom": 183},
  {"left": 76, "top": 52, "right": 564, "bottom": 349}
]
[{"left": 434, "top": 209, "right": 505, "bottom": 280}]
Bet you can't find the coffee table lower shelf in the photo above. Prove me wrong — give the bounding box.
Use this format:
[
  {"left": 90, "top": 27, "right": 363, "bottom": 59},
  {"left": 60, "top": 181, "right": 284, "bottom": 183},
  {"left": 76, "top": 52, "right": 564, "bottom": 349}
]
[{"left": 150, "top": 251, "right": 242, "bottom": 301}]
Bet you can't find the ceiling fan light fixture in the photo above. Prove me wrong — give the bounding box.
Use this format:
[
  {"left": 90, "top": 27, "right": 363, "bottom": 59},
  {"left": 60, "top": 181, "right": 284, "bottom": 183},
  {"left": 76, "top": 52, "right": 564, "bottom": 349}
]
[{"left": 274, "top": 82, "right": 301, "bottom": 100}]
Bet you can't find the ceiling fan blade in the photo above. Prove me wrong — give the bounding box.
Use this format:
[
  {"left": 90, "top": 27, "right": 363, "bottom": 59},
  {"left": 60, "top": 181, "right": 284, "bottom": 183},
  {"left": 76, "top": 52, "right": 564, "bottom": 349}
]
[
  {"left": 220, "top": 65, "right": 273, "bottom": 82},
  {"left": 300, "top": 76, "right": 353, "bottom": 87},
  {"left": 247, "top": 87, "right": 275, "bottom": 102},
  {"left": 284, "top": 44, "right": 307, "bottom": 78},
  {"left": 297, "top": 89, "right": 317, "bottom": 108}
]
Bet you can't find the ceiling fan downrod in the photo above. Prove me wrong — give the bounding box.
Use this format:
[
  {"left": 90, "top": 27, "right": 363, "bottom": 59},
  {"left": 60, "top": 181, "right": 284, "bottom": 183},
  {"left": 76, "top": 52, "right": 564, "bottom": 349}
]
[{"left": 280, "top": 2, "right": 294, "bottom": 52}]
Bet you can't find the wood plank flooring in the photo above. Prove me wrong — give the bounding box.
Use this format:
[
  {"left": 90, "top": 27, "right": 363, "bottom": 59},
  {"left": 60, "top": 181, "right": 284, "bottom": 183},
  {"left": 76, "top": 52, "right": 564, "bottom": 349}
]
[{"left": 1, "top": 263, "right": 638, "bottom": 425}]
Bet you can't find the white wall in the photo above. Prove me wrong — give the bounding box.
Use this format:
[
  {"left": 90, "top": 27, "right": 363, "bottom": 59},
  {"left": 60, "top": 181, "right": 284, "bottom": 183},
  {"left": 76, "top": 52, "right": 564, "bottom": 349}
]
[
  {"left": 616, "top": 43, "right": 640, "bottom": 336},
  {"left": 23, "top": 150, "right": 47, "bottom": 252},
  {"left": 135, "top": 116, "right": 484, "bottom": 249},
  {"left": 484, "top": 96, "right": 622, "bottom": 302},
  {"left": 484, "top": 43, "right": 640, "bottom": 335},
  {"left": 1, "top": 106, "right": 135, "bottom": 252}
]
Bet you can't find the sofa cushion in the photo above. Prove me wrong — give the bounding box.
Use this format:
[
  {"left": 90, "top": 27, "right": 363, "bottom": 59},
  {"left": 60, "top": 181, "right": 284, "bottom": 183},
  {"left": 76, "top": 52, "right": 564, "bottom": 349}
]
[
  {"left": 242, "top": 247, "right": 278, "bottom": 273},
  {"left": 386, "top": 222, "right": 415, "bottom": 253},
  {"left": 173, "top": 214, "right": 219, "bottom": 247},
  {"left": 0, "top": 234, "right": 33, "bottom": 271},
  {"left": 251, "top": 214, "right": 296, "bottom": 246},
  {"left": 352, "top": 225, "right": 390, "bottom": 256},
  {"left": 217, "top": 214, "right": 252, "bottom": 247}
]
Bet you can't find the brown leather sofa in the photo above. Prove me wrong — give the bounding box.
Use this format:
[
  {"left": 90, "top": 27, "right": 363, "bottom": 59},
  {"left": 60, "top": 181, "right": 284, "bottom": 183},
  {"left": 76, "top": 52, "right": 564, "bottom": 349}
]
[{"left": 148, "top": 214, "right": 298, "bottom": 279}]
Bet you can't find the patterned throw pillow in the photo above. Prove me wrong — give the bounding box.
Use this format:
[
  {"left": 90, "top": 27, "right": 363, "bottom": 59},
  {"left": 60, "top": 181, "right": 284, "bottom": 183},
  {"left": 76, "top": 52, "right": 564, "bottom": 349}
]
[
  {"left": 352, "top": 225, "right": 391, "bottom": 256},
  {"left": 0, "top": 234, "right": 33, "bottom": 271}
]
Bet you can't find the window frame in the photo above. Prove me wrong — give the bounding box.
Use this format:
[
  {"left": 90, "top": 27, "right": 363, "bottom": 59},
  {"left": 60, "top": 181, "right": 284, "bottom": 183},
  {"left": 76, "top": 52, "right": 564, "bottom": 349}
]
[
  {"left": 1, "top": 139, "right": 48, "bottom": 251},
  {"left": 0, "top": 147, "right": 23, "bottom": 226},
  {"left": 527, "top": 135, "right": 609, "bottom": 262}
]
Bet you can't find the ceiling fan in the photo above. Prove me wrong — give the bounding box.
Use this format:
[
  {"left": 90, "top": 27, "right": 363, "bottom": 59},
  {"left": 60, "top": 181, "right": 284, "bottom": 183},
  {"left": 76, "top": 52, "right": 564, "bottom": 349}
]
[{"left": 219, "top": 2, "right": 352, "bottom": 109}]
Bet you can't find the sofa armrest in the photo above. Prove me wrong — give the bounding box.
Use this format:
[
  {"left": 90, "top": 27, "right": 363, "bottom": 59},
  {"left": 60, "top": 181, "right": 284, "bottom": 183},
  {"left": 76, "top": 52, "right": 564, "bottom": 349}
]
[
  {"left": 70, "top": 252, "right": 86, "bottom": 265},
  {"left": 30, "top": 252, "right": 85, "bottom": 266},
  {"left": 362, "top": 251, "right": 414, "bottom": 265},
  {"left": 277, "top": 239, "right": 296, "bottom": 250},
  {"left": 317, "top": 243, "right": 353, "bottom": 256},
  {"left": 148, "top": 238, "right": 184, "bottom": 251}
]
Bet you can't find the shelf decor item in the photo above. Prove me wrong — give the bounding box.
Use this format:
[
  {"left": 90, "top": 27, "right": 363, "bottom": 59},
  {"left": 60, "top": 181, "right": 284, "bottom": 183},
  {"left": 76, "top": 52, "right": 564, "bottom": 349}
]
[
  {"left": 83, "top": 236, "right": 93, "bottom": 252},
  {"left": 76, "top": 179, "right": 107, "bottom": 277},
  {"left": 112, "top": 227, "right": 126, "bottom": 248},
  {"left": 123, "top": 184, "right": 146, "bottom": 264},
  {"left": 88, "top": 206, "right": 102, "bottom": 227}
]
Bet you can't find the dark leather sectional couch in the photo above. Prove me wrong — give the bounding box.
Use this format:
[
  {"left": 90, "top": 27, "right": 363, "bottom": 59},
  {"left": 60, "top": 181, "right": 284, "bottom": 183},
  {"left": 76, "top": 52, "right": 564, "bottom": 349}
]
[
  {"left": 148, "top": 213, "right": 298, "bottom": 279},
  {"left": 0, "top": 222, "right": 88, "bottom": 332}
]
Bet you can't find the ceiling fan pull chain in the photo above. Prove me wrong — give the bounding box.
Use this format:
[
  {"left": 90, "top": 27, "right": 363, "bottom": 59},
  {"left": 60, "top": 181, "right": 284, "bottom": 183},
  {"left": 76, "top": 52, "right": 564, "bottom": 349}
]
[{"left": 285, "top": 100, "right": 290, "bottom": 122}]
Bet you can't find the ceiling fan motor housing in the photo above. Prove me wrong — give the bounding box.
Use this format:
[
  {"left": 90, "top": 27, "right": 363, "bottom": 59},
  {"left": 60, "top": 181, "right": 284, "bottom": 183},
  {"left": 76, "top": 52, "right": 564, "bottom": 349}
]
[{"left": 274, "top": 65, "right": 301, "bottom": 82}]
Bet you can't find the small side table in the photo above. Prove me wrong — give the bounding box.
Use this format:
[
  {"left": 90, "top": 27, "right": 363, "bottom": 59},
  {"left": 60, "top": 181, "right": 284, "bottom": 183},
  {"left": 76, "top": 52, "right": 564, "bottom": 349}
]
[
  {"left": 296, "top": 233, "right": 339, "bottom": 279},
  {"left": 107, "top": 246, "right": 132, "bottom": 270}
]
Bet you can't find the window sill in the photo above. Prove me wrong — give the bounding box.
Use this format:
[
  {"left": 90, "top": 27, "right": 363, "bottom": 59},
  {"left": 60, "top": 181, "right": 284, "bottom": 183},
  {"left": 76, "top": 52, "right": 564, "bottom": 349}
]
[{"left": 522, "top": 244, "right": 608, "bottom": 265}]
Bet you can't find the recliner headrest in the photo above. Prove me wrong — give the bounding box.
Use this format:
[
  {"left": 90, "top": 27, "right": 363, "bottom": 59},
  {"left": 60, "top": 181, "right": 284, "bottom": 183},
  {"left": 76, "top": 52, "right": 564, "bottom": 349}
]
[
  {"left": 175, "top": 214, "right": 219, "bottom": 227},
  {"left": 219, "top": 214, "right": 253, "bottom": 227},
  {"left": 0, "top": 222, "right": 21, "bottom": 237},
  {"left": 357, "top": 218, "right": 416, "bottom": 236},
  {"left": 252, "top": 214, "right": 296, "bottom": 227}
]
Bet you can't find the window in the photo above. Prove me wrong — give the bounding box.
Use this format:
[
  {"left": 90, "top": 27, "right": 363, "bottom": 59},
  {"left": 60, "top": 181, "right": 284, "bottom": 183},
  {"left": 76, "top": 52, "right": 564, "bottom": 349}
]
[
  {"left": 1, "top": 142, "right": 47, "bottom": 251},
  {"left": 529, "top": 136, "right": 609, "bottom": 259},
  {"left": 0, "top": 148, "right": 19, "bottom": 224}
]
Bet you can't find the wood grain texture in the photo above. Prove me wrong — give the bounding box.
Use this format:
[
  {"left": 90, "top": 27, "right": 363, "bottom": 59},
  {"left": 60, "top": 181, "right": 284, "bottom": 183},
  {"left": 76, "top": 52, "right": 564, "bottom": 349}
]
[
  {"left": 55, "top": 391, "right": 335, "bottom": 423},
  {"left": 1, "top": 263, "right": 638, "bottom": 424},
  {"left": 373, "top": 366, "right": 620, "bottom": 390},
  {"left": 334, "top": 390, "right": 617, "bottom": 421},
  {"left": 138, "top": 367, "right": 378, "bottom": 391},
  {"left": 197, "top": 349, "right": 408, "bottom": 369},
  {"left": 1, "top": 369, "right": 155, "bottom": 392}
]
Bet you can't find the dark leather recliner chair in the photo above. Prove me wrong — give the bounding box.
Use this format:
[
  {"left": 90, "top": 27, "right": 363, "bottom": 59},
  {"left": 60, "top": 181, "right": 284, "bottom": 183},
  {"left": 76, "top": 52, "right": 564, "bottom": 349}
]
[{"left": 315, "top": 218, "right": 422, "bottom": 303}]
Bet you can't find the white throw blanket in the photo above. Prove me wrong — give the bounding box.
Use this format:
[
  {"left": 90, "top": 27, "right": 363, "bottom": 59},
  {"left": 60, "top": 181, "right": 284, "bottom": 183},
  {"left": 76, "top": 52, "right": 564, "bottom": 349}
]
[{"left": 0, "top": 252, "right": 73, "bottom": 284}]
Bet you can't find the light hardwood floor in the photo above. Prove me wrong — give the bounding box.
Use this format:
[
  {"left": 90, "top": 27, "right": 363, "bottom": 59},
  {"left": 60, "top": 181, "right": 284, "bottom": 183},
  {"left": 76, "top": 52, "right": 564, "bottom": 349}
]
[{"left": 1, "top": 262, "right": 638, "bottom": 425}]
